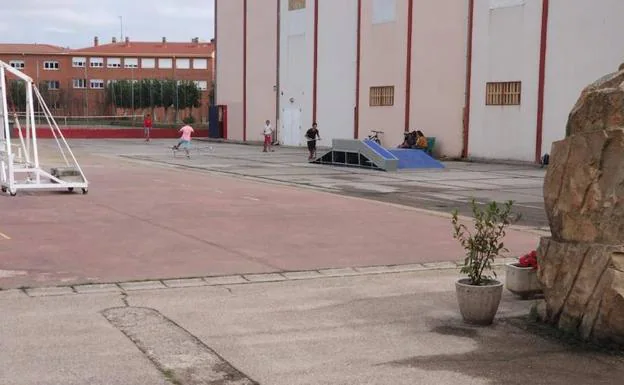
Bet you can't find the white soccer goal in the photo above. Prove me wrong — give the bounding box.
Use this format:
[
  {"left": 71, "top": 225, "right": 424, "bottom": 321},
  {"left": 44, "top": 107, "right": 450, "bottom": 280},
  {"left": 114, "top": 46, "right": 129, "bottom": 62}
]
[{"left": 0, "top": 60, "right": 88, "bottom": 196}]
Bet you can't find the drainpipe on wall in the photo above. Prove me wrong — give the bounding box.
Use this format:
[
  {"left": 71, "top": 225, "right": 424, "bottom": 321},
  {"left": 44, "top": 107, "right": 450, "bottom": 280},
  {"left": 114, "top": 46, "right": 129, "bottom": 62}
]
[
  {"left": 275, "top": 0, "right": 281, "bottom": 145},
  {"left": 535, "top": 0, "right": 549, "bottom": 163},
  {"left": 462, "top": 0, "right": 475, "bottom": 159}
]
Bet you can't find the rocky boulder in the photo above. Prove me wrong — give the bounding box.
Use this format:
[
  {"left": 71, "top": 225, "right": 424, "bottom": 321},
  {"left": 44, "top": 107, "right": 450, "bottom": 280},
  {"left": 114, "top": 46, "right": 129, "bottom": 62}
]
[
  {"left": 537, "top": 238, "right": 624, "bottom": 344},
  {"left": 566, "top": 69, "right": 624, "bottom": 136},
  {"left": 539, "top": 64, "right": 624, "bottom": 345},
  {"left": 544, "top": 128, "right": 624, "bottom": 244}
]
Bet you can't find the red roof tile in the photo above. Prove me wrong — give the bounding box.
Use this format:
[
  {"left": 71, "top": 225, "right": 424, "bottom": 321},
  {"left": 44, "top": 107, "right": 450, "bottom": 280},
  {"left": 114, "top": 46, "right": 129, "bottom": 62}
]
[
  {"left": 0, "top": 44, "right": 69, "bottom": 55},
  {"left": 71, "top": 41, "right": 213, "bottom": 57}
]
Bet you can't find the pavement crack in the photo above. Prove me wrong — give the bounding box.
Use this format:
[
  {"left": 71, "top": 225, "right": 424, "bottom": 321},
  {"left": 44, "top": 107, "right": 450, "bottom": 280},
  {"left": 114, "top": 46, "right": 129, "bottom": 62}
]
[
  {"left": 101, "top": 306, "right": 259, "bottom": 385},
  {"left": 120, "top": 291, "right": 130, "bottom": 307}
]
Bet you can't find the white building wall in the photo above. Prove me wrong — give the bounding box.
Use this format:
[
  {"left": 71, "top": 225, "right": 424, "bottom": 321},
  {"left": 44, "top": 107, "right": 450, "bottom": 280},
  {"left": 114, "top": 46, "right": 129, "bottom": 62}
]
[
  {"left": 246, "top": 0, "right": 278, "bottom": 138},
  {"left": 278, "top": 0, "right": 315, "bottom": 146},
  {"left": 359, "top": 0, "right": 409, "bottom": 148},
  {"left": 409, "top": 0, "right": 468, "bottom": 158},
  {"left": 541, "top": 0, "right": 624, "bottom": 156},
  {"left": 469, "top": 0, "right": 542, "bottom": 162},
  {"left": 215, "top": 0, "right": 245, "bottom": 141},
  {"left": 316, "top": 0, "right": 358, "bottom": 146}
]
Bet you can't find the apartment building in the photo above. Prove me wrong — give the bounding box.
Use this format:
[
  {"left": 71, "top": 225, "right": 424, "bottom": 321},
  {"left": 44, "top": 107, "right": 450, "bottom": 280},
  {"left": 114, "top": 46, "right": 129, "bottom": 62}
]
[
  {"left": 215, "top": 0, "right": 467, "bottom": 156},
  {"left": 0, "top": 37, "right": 214, "bottom": 121}
]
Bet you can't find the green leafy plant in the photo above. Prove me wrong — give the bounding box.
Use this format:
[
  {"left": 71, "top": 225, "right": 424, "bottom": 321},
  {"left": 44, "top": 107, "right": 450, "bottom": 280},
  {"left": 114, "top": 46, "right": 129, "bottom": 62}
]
[{"left": 451, "top": 200, "right": 516, "bottom": 286}]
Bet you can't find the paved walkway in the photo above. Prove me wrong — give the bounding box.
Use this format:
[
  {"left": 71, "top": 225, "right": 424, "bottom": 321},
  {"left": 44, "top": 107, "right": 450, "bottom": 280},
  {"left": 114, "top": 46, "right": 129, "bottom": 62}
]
[
  {"left": 1, "top": 269, "right": 622, "bottom": 385},
  {"left": 2, "top": 140, "right": 620, "bottom": 385}
]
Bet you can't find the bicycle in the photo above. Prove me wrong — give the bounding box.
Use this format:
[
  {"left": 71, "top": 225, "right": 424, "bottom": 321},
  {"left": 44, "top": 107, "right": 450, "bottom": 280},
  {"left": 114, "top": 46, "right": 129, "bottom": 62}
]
[{"left": 368, "top": 130, "right": 384, "bottom": 145}]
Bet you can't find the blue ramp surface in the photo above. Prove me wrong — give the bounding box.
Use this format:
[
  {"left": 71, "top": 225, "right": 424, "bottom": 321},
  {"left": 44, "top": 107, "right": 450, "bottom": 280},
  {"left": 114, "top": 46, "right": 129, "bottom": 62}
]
[
  {"left": 389, "top": 149, "right": 445, "bottom": 169},
  {"left": 363, "top": 139, "right": 399, "bottom": 160}
]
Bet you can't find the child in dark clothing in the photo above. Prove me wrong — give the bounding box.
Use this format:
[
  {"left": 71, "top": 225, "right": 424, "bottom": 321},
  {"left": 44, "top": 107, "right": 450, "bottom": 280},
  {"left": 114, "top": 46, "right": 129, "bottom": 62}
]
[{"left": 305, "top": 122, "right": 320, "bottom": 160}]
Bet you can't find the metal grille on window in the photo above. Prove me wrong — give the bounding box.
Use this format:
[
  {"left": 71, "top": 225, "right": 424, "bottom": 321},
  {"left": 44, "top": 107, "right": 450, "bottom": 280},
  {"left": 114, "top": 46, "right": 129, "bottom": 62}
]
[
  {"left": 289, "top": 0, "right": 305, "bottom": 11},
  {"left": 486, "top": 81, "right": 521, "bottom": 106},
  {"left": 370, "top": 86, "right": 395, "bottom": 107}
]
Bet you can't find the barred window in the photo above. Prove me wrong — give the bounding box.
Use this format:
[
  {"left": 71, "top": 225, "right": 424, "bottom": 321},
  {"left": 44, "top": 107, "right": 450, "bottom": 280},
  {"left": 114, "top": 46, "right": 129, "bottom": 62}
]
[
  {"left": 486, "top": 81, "right": 521, "bottom": 106},
  {"left": 370, "top": 86, "right": 395, "bottom": 107},
  {"left": 289, "top": 0, "right": 305, "bottom": 11}
]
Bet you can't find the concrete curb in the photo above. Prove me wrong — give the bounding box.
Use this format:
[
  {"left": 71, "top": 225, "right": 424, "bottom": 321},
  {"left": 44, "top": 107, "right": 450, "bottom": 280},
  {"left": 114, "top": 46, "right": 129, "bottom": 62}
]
[{"left": 2, "top": 259, "right": 520, "bottom": 299}]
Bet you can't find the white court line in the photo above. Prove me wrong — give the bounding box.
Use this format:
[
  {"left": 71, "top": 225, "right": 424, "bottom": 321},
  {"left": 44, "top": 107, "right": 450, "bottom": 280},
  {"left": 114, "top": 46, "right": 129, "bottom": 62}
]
[
  {"left": 0, "top": 231, "right": 11, "bottom": 240},
  {"left": 243, "top": 196, "right": 260, "bottom": 201}
]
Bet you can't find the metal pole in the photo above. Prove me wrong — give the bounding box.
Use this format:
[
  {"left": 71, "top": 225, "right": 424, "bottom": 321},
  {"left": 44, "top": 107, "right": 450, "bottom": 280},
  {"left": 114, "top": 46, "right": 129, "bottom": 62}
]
[
  {"left": 0, "top": 67, "right": 15, "bottom": 188},
  {"left": 27, "top": 80, "right": 40, "bottom": 184}
]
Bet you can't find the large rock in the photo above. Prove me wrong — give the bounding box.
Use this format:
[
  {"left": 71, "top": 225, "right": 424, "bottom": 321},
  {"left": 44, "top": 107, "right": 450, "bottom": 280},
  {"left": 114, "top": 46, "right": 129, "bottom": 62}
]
[
  {"left": 544, "top": 128, "right": 624, "bottom": 244},
  {"left": 537, "top": 238, "right": 624, "bottom": 344},
  {"left": 540, "top": 65, "right": 624, "bottom": 345},
  {"left": 566, "top": 69, "right": 624, "bottom": 136}
]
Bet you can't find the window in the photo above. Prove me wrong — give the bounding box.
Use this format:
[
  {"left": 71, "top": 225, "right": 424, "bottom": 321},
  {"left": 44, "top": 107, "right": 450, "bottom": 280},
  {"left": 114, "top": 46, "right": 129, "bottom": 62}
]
[
  {"left": 486, "top": 81, "right": 521, "bottom": 106},
  {"left": 90, "top": 79, "right": 105, "bottom": 89},
  {"left": 141, "top": 58, "right": 155, "bottom": 68},
  {"left": 194, "top": 80, "right": 208, "bottom": 91},
  {"left": 124, "top": 58, "right": 139, "bottom": 68},
  {"left": 90, "top": 57, "right": 104, "bottom": 68},
  {"left": 72, "top": 79, "right": 87, "bottom": 89},
  {"left": 288, "top": 0, "right": 305, "bottom": 10},
  {"left": 369, "top": 86, "right": 395, "bottom": 106},
  {"left": 9, "top": 60, "right": 25, "bottom": 69},
  {"left": 158, "top": 58, "right": 173, "bottom": 69},
  {"left": 107, "top": 58, "right": 122, "bottom": 68},
  {"left": 44, "top": 61, "right": 59, "bottom": 70},
  {"left": 72, "top": 57, "right": 86, "bottom": 67},
  {"left": 176, "top": 58, "right": 190, "bottom": 69},
  {"left": 193, "top": 58, "right": 208, "bottom": 69},
  {"left": 490, "top": 0, "right": 525, "bottom": 9},
  {"left": 47, "top": 81, "right": 60, "bottom": 90},
  {"left": 372, "top": 0, "right": 396, "bottom": 24}
]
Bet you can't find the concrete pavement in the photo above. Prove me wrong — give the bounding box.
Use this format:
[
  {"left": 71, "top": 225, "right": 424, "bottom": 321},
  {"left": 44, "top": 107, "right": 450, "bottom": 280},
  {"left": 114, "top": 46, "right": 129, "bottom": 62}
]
[
  {"left": 1, "top": 140, "right": 621, "bottom": 384},
  {"left": 70, "top": 139, "right": 549, "bottom": 229},
  {"left": 0, "top": 140, "right": 542, "bottom": 289},
  {"left": 1, "top": 268, "right": 622, "bottom": 385}
]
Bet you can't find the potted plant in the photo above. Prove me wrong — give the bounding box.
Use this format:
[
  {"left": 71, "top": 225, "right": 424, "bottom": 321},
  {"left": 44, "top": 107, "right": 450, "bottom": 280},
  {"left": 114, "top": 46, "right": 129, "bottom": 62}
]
[
  {"left": 451, "top": 200, "right": 515, "bottom": 325},
  {"left": 505, "top": 250, "right": 542, "bottom": 300}
]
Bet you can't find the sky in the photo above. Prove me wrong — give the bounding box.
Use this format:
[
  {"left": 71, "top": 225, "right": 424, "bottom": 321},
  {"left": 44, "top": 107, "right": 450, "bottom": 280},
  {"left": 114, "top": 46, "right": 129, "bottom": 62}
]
[{"left": 0, "top": 0, "right": 215, "bottom": 48}]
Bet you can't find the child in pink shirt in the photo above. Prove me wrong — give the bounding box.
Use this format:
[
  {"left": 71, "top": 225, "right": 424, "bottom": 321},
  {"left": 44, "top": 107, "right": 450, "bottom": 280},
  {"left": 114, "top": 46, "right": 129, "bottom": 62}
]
[{"left": 172, "top": 125, "right": 195, "bottom": 158}]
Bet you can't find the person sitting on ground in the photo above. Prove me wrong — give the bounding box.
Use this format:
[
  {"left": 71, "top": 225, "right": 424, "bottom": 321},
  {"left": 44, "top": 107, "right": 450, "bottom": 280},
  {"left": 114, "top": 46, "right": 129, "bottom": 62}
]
[{"left": 414, "top": 130, "right": 428, "bottom": 150}]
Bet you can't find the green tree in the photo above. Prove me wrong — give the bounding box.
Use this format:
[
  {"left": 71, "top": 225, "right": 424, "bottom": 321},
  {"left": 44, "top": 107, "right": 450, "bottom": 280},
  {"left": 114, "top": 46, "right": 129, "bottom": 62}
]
[{"left": 8, "top": 80, "right": 27, "bottom": 112}]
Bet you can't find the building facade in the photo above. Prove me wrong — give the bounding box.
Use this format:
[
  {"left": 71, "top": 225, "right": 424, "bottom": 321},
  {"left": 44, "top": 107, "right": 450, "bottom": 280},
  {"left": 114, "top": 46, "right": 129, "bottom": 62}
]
[
  {"left": 0, "top": 38, "right": 214, "bottom": 122},
  {"left": 216, "top": 0, "right": 624, "bottom": 162},
  {"left": 216, "top": 0, "right": 468, "bottom": 155},
  {"left": 468, "top": 0, "right": 624, "bottom": 162}
]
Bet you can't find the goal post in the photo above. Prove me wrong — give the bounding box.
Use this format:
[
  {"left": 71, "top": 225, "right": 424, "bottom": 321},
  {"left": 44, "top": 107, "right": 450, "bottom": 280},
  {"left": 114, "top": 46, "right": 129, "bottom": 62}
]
[{"left": 0, "top": 60, "right": 89, "bottom": 196}]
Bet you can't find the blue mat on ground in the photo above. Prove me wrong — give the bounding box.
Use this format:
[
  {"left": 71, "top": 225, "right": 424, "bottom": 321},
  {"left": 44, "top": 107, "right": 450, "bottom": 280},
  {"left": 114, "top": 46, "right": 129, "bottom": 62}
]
[
  {"left": 363, "top": 139, "right": 399, "bottom": 160},
  {"left": 388, "top": 149, "right": 445, "bottom": 169}
]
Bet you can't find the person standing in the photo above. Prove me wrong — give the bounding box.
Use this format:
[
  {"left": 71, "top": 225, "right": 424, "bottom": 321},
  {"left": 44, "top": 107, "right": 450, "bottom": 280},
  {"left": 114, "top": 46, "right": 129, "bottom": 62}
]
[
  {"left": 305, "top": 122, "right": 320, "bottom": 160},
  {"left": 143, "top": 113, "right": 153, "bottom": 142},
  {"left": 263, "top": 120, "right": 274, "bottom": 152}
]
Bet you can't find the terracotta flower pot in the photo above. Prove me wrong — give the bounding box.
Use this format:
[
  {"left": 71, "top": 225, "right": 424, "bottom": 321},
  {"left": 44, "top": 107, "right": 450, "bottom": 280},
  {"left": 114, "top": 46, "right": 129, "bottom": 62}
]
[
  {"left": 455, "top": 279, "right": 504, "bottom": 326},
  {"left": 505, "top": 263, "right": 542, "bottom": 300}
]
